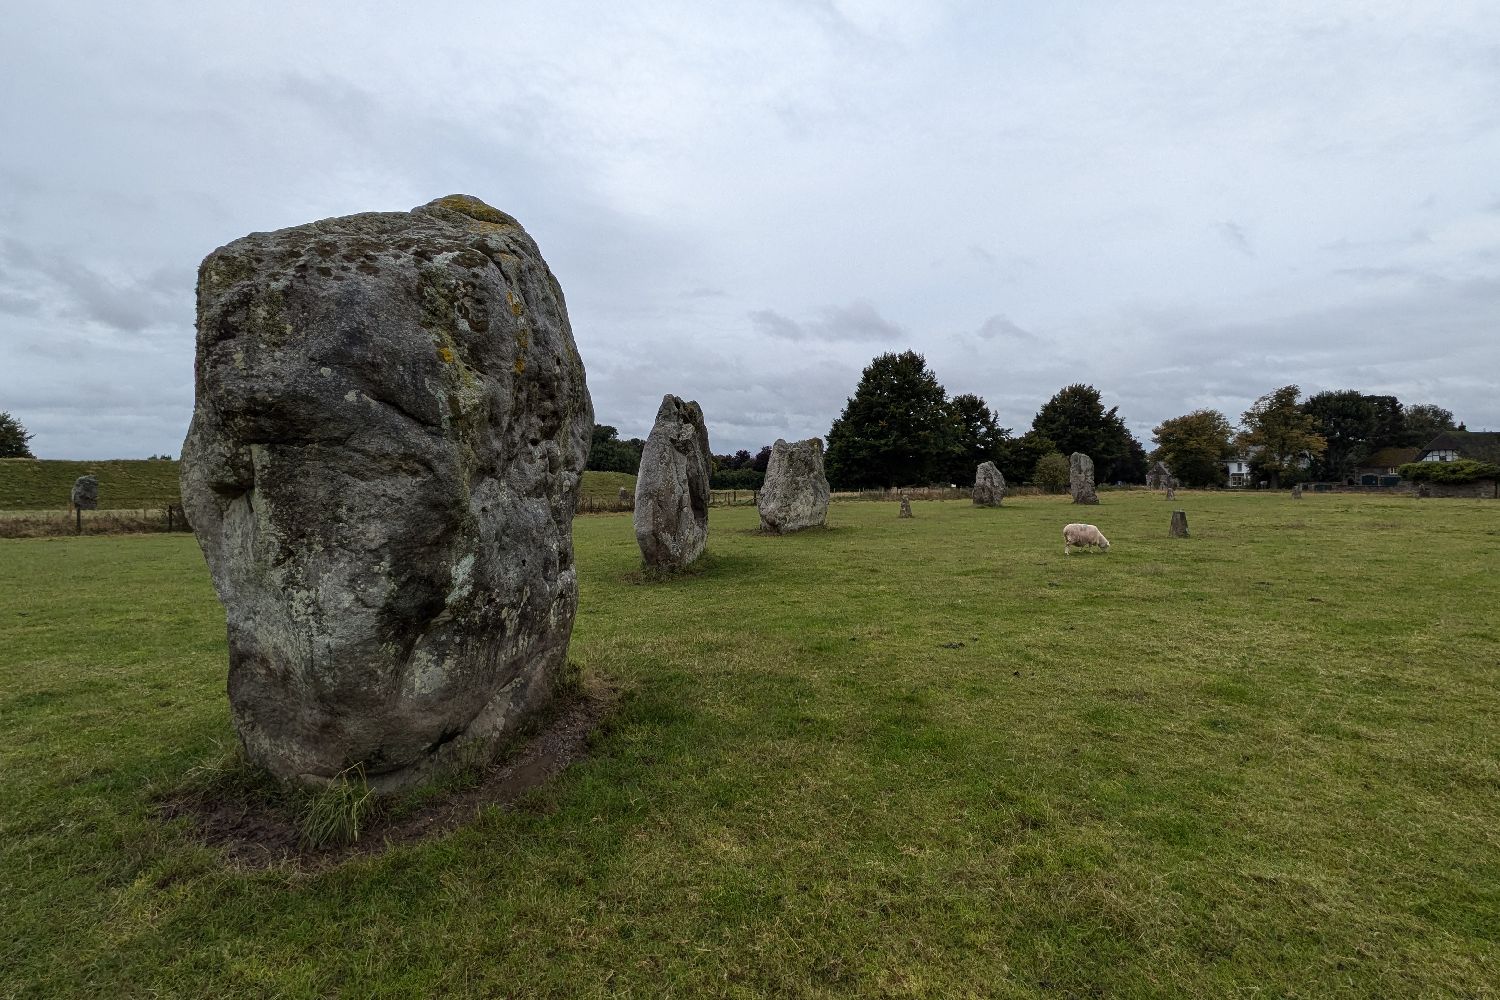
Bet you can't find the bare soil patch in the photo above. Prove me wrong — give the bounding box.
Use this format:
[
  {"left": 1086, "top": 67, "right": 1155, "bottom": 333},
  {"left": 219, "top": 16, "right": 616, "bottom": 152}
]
[{"left": 156, "top": 687, "right": 616, "bottom": 870}]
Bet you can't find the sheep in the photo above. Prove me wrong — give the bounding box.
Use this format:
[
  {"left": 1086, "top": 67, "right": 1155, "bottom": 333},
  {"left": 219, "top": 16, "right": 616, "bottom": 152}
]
[{"left": 1063, "top": 522, "right": 1110, "bottom": 555}]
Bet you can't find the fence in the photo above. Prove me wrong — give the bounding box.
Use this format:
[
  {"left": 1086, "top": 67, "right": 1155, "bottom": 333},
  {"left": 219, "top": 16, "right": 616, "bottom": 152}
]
[{"left": 0, "top": 504, "right": 193, "bottom": 539}]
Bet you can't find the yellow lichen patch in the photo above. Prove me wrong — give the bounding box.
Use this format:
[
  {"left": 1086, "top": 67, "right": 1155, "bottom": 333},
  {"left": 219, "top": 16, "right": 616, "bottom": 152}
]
[
  {"left": 506, "top": 290, "right": 524, "bottom": 317},
  {"left": 514, "top": 357, "right": 526, "bottom": 374},
  {"left": 432, "top": 195, "right": 516, "bottom": 227},
  {"left": 437, "top": 346, "right": 455, "bottom": 364}
]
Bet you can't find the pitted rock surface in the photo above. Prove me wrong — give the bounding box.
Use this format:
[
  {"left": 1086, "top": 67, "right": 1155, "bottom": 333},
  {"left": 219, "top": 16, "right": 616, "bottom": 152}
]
[
  {"left": 972, "top": 461, "right": 1005, "bottom": 507},
  {"left": 1069, "top": 452, "right": 1098, "bottom": 505},
  {"left": 757, "top": 438, "right": 830, "bottom": 533},
  {"left": 71, "top": 475, "right": 99, "bottom": 510},
  {"left": 633, "top": 395, "right": 710, "bottom": 568},
  {"left": 180, "top": 195, "right": 593, "bottom": 791}
]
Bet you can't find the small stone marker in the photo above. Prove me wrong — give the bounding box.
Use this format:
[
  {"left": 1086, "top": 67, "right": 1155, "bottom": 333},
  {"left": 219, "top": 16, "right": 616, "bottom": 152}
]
[
  {"left": 1170, "top": 509, "right": 1189, "bottom": 537},
  {"left": 898, "top": 494, "right": 913, "bottom": 518},
  {"left": 1069, "top": 452, "right": 1098, "bottom": 505},
  {"left": 71, "top": 475, "right": 99, "bottom": 510},
  {"left": 1166, "top": 484, "right": 1176, "bottom": 500},
  {"left": 972, "top": 461, "right": 1005, "bottom": 507},
  {"left": 1291, "top": 484, "right": 1303, "bottom": 499}
]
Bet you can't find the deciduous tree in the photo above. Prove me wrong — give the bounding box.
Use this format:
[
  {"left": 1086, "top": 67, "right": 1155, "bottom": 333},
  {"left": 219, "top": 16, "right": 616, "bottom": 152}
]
[
  {"left": 1151, "top": 409, "right": 1234, "bottom": 487},
  {"left": 1237, "top": 386, "right": 1326, "bottom": 488}
]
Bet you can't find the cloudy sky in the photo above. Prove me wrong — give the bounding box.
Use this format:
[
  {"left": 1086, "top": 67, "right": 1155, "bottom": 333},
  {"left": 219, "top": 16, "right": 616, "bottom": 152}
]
[{"left": 2, "top": 0, "right": 1497, "bottom": 459}]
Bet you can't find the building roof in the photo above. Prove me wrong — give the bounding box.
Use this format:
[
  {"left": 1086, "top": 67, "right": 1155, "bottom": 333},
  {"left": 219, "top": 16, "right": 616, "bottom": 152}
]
[
  {"left": 1420, "top": 430, "right": 1500, "bottom": 464},
  {"left": 1360, "top": 446, "right": 1421, "bottom": 469}
]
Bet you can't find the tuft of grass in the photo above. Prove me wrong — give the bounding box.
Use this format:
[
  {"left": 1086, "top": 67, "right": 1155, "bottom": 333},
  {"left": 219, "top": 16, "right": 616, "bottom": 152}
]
[{"left": 297, "top": 765, "right": 381, "bottom": 850}]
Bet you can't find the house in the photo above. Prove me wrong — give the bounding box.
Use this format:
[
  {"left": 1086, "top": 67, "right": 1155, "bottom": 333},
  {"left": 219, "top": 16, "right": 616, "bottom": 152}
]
[
  {"left": 1354, "top": 446, "right": 1421, "bottom": 486},
  {"left": 1225, "top": 456, "right": 1252, "bottom": 488},
  {"left": 1417, "top": 430, "right": 1500, "bottom": 464}
]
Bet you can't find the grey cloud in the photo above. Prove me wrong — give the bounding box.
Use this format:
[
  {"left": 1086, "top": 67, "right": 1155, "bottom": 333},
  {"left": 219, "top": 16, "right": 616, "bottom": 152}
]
[
  {"left": 974, "top": 314, "right": 1040, "bottom": 343},
  {"left": 1213, "top": 221, "right": 1253, "bottom": 256},
  {"left": 748, "top": 300, "right": 904, "bottom": 343}
]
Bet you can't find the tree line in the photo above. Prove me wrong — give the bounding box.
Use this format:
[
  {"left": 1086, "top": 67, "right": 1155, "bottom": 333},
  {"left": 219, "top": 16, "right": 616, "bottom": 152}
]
[{"left": 821, "top": 352, "right": 1463, "bottom": 491}]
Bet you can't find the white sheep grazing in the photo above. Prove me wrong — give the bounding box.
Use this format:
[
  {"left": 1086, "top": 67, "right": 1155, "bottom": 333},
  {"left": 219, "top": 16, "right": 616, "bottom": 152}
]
[{"left": 1063, "top": 522, "right": 1110, "bottom": 555}]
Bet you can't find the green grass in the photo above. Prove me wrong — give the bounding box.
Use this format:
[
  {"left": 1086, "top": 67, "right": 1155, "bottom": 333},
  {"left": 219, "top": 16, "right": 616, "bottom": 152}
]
[
  {"left": 0, "top": 459, "right": 633, "bottom": 511},
  {"left": 0, "top": 458, "right": 183, "bottom": 509},
  {"left": 1, "top": 492, "right": 1497, "bottom": 997}
]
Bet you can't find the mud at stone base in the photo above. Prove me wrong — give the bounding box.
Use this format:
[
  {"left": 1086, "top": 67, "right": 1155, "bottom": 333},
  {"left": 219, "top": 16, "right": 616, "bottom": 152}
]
[{"left": 155, "top": 686, "right": 616, "bottom": 871}]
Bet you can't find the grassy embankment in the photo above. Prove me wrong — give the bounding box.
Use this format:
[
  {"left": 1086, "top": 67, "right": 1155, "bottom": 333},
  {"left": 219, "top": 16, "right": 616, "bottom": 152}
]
[{"left": 1, "top": 492, "right": 1497, "bottom": 996}]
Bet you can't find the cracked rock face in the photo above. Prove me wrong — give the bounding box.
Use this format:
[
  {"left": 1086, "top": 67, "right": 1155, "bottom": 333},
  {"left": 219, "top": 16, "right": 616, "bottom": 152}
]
[
  {"left": 180, "top": 195, "right": 593, "bottom": 791},
  {"left": 1069, "top": 452, "right": 1098, "bottom": 505},
  {"left": 757, "top": 438, "right": 829, "bottom": 533},
  {"left": 972, "top": 461, "right": 1005, "bottom": 507},
  {"left": 71, "top": 476, "right": 98, "bottom": 510},
  {"left": 633, "top": 395, "right": 710, "bottom": 568}
]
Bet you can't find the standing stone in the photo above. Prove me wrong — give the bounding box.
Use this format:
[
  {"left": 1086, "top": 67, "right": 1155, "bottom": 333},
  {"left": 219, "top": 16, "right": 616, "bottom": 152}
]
[
  {"left": 1147, "top": 461, "right": 1172, "bottom": 490},
  {"left": 898, "top": 494, "right": 914, "bottom": 518},
  {"left": 972, "top": 461, "right": 1005, "bottom": 507},
  {"left": 757, "top": 437, "right": 830, "bottom": 533},
  {"left": 70, "top": 475, "right": 99, "bottom": 510},
  {"left": 1069, "top": 452, "right": 1098, "bottom": 505},
  {"left": 1170, "top": 509, "right": 1189, "bottom": 537},
  {"left": 1166, "top": 484, "right": 1176, "bottom": 501},
  {"left": 180, "top": 195, "right": 593, "bottom": 791},
  {"left": 634, "top": 395, "right": 710, "bottom": 568},
  {"left": 1291, "top": 484, "right": 1303, "bottom": 499}
]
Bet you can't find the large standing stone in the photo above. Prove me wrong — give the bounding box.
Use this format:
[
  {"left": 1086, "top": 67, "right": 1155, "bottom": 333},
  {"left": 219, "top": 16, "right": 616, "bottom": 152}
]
[
  {"left": 1069, "top": 452, "right": 1098, "bottom": 504},
  {"left": 634, "top": 395, "right": 710, "bottom": 568},
  {"left": 180, "top": 195, "right": 593, "bottom": 791},
  {"left": 898, "top": 494, "right": 914, "bottom": 518},
  {"left": 972, "top": 461, "right": 1005, "bottom": 507},
  {"left": 757, "top": 437, "right": 830, "bottom": 533},
  {"left": 1147, "top": 461, "right": 1172, "bottom": 490},
  {"left": 70, "top": 475, "right": 99, "bottom": 510}
]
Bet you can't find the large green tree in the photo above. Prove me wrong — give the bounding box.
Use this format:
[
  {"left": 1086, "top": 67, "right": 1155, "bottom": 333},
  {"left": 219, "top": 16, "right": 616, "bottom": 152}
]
[
  {"left": 0, "top": 411, "right": 35, "bottom": 458},
  {"left": 1237, "top": 386, "right": 1326, "bottom": 488},
  {"left": 825, "top": 351, "right": 954, "bottom": 488},
  {"left": 1301, "top": 390, "right": 1382, "bottom": 481},
  {"left": 1401, "top": 403, "right": 1457, "bottom": 447},
  {"left": 587, "top": 424, "right": 644, "bottom": 473},
  {"left": 1151, "top": 409, "right": 1234, "bottom": 487},
  {"left": 939, "top": 393, "right": 1010, "bottom": 484},
  {"left": 1030, "top": 384, "right": 1131, "bottom": 473},
  {"left": 999, "top": 429, "right": 1056, "bottom": 485}
]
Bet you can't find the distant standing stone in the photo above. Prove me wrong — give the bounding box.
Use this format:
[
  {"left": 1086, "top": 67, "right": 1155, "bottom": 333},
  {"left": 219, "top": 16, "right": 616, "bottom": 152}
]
[
  {"left": 180, "top": 194, "right": 592, "bottom": 791},
  {"left": 1170, "top": 509, "right": 1189, "bottom": 537},
  {"left": 972, "top": 461, "right": 1005, "bottom": 507},
  {"left": 70, "top": 475, "right": 99, "bottom": 511},
  {"left": 1069, "top": 452, "right": 1098, "bottom": 504},
  {"left": 757, "top": 437, "right": 830, "bottom": 533},
  {"left": 1166, "top": 484, "right": 1176, "bottom": 501},
  {"left": 1291, "top": 484, "right": 1303, "bottom": 499},
  {"left": 1147, "top": 460, "right": 1172, "bottom": 490},
  {"left": 899, "top": 494, "right": 914, "bottom": 518},
  {"left": 634, "top": 395, "right": 711, "bottom": 568}
]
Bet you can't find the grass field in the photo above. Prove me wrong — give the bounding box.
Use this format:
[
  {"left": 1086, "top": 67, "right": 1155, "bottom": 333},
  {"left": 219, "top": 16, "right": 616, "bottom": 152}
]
[
  {"left": 2, "top": 492, "right": 1497, "bottom": 997},
  {"left": 0, "top": 458, "right": 182, "bottom": 510},
  {"left": 0, "top": 459, "right": 634, "bottom": 512}
]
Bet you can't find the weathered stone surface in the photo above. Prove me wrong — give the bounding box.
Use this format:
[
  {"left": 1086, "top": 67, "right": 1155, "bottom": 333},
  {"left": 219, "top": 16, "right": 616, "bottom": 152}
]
[
  {"left": 972, "top": 461, "right": 1005, "bottom": 507},
  {"left": 757, "top": 437, "right": 830, "bottom": 533},
  {"left": 180, "top": 195, "right": 593, "bottom": 791},
  {"left": 71, "top": 475, "right": 98, "bottom": 510},
  {"left": 633, "top": 395, "right": 710, "bottom": 568},
  {"left": 1069, "top": 452, "right": 1098, "bottom": 504},
  {"left": 1147, "top": 461, "right": 1172, "bottom": 490},
  {"left": 1170, "top": 509, "right": 1189, "bottom": 537},
  {"left": 898, "top": 494, "right": 913, "bottom": 518}
]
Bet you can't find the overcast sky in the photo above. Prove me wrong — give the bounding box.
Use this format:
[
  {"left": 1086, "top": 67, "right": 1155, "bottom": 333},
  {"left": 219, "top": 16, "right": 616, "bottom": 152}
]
[{"left": 2, "top": 1, "right": 1497, "bottom": 459}]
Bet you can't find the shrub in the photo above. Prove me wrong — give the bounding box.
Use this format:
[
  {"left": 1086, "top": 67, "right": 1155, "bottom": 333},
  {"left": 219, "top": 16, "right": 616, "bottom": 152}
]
[
  {"left": 1398, "top": 459, "right": 1500, "bottom": 484},
  {"left": 1033, "top": 452, "right": 1071, "bottom": 493}
]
